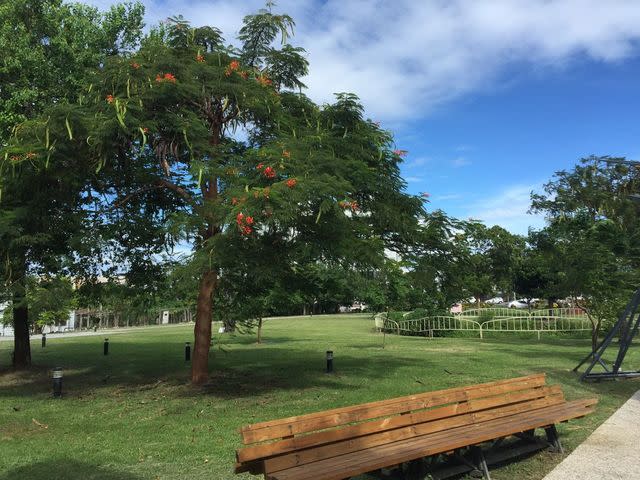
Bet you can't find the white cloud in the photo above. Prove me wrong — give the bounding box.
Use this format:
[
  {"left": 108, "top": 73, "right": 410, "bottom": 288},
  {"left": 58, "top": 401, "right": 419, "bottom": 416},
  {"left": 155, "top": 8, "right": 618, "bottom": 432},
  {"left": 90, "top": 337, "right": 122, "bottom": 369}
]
[
  {"left": 452, "top": 156, "right": 472, "bottom": 168},
  {"left": 405, "top": 156, "right": 430, "bottom": 169},
  {"left": 405, "top": 176, "right": 424, "bottom": 183},
  {"left": 466, "top": 184, "right": 546, "bottom": 234},
  {"left": 435, "top": 194, "right": 462, "bottom": 201},
  {"left": 85, "top": 0, "right": 640, "bottom": 122}
]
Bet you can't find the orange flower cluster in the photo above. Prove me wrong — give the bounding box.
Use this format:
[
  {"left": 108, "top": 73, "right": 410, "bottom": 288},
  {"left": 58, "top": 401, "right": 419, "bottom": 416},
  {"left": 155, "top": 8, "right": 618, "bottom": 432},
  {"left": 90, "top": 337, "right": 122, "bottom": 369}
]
[
  {"left": 106, "top": 94, "right": 114, "bottom": 104},
  {"left": 256, "top": 162, "right": 277, "bottom": 179},
  {"left": 282, "top": 150, "right": 291, "bottom": 158},
  {"left": 236, "top": 212, "right": 254, "bottom": 235},
  {"left": 224, "top": 60, "right": 241, "bottom": 76},
  {"left": 263, "top": 166, "right": 276, "bottom": 178},
  {"left": 196, "top": 54, "right": 205, "bottom": 63},
  {"left": 141, "top": 127, "right": 149, "bottom": 134},
  {"left": 155, "top": 73, "right": 177, "bottom": 83},
  {"left": 131, "top": 62, "right": 140, "bottom": 69},
  {"left": 338, "top": 200, "right": 359, "bottom": 211},
  {"left": 286, "top": 178, "right": 297, "bottom": 188},
  {"left": 9, "top": 152, "right": 36, "bottom": 162},
  {"left": 256, "top": 75, "right": 272, "bottom": 87}
]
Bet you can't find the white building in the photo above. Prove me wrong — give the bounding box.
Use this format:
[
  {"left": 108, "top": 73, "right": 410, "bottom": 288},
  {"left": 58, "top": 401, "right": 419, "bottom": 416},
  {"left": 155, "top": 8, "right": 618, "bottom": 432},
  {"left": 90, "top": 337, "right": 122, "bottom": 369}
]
[
  {"left": 0, "top": 302, "right": 13, "bottom": 336},
  {"left": 0, "top": 302, "right": 75, "bottom": 336}
]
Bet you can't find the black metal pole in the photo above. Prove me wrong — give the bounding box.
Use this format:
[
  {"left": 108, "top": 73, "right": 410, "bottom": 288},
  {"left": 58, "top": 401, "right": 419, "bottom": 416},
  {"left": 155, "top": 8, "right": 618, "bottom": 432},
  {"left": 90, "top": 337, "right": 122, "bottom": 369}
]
[
  {"left": 185, "top": 342, "right": 191, "bottom": 362},
  {"left": 52, "top": 368, "right": 63, "bottom": 398},
  {"left": 103, "top": 338, "right": 109, "bottom": 356},
  {"left": 41, "top": 333, "right": 46, "bottom": 348},
  {"left": 326, "top": 350, "right": 334, "bottom": 373}
]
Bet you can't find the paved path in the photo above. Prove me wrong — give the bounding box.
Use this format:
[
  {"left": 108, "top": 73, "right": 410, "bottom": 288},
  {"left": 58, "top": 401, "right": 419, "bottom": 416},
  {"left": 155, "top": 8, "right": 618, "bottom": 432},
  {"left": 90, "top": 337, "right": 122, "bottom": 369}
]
[
  {"left": 0, "top": 322, "right": 201, "bottom": 342},
  {"left": 544, "top": 390, "right": 640, "bottom": 480}
]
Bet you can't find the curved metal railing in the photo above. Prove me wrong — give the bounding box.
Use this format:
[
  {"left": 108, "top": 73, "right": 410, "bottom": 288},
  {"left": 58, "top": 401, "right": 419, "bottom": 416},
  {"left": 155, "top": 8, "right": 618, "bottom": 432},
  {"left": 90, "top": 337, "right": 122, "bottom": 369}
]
[
  {"left": 396, "top": 316, "right": 481, "bottom": 336},
  {"left": 529, "top": 308, "right": 586, "bottom": 318},
  {"left": 376, "top": 311, "right": 591, "bottom": 339},
  {"left": 456, "top": 307, "right": 586, "bottom": 319},
  {"left": 456, "top": 307, "right": 530, "bottom": 318},
  {"left": 479, "top": 316, "right": 591, "bottom": 339}
]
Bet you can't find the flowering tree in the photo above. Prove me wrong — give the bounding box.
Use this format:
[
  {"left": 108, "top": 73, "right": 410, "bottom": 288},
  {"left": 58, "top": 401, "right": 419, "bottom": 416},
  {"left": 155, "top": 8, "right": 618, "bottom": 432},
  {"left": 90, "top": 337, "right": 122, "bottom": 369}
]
[{"left": 7, "top": 6, "right": 423, "bottom": 383}]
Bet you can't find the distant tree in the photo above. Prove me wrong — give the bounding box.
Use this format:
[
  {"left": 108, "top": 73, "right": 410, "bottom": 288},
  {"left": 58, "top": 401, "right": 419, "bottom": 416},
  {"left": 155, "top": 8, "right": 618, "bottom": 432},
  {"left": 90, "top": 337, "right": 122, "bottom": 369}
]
[
  {"left": 2, "top": 276, "right": 75, "bottom": 331},
  {"left": 406, "top": 211, "right": 469, "bottom": 312},
  {"left": 530, "top": 156, "right": 640, "bottom": 349},
  {"left": 461, "top": 222, "right": 525, "bottom": 304}
]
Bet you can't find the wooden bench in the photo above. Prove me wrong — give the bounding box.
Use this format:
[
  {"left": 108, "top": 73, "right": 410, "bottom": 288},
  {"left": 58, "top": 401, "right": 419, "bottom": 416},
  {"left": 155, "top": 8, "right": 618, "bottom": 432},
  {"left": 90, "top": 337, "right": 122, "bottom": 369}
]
[{"left": 235, "top": 374, "right": 597, "bottom": 480}]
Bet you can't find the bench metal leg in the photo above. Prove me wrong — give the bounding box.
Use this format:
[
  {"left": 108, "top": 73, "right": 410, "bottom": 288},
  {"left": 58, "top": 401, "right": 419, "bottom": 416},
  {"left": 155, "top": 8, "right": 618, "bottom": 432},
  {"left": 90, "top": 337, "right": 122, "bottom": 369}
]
[
  {"left": 401, "top": 458, "right": 428, "bottom": 480},
  {"left": 471, "top": 446, "right": 491, "bottom": 480},
  {"left": 545, "top": 425, "right": 564, "bottom": 454}
]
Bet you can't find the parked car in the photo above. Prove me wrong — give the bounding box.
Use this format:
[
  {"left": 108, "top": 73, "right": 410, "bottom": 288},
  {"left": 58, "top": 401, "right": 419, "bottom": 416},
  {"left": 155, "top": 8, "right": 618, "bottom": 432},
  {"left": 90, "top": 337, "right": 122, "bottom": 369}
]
[
  {"left": 485, "top": 297, "right": 504, "bottom": 305},
  {"left": 508, "top": 299, "right": 530, "bottom": 309}
]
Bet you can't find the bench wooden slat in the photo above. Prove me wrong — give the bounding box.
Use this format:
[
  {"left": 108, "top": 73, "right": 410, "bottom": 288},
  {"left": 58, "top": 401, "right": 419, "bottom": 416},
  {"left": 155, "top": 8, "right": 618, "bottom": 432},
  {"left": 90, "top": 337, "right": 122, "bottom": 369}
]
[
  {"left": 263, "top": 390, "right": 565, "bottom": 473},
  {"left": 241, "top": 374, "right": 546, "bottom": 443},
  {"left": 241, "top": 373, "right": 544, "bottom": 435},
  {"left": 267, "top": 399, "right": 597, "bottom": 480},
  {"left": 238, "top": 384, "right": 562, "bottom": 464}
]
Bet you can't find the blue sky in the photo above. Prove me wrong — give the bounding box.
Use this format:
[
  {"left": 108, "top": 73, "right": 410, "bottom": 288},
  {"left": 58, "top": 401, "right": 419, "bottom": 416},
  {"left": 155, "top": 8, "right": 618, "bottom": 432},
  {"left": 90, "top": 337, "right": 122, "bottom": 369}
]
[{"left": 86, "top": 0, "right": 640, "bottom": 234}]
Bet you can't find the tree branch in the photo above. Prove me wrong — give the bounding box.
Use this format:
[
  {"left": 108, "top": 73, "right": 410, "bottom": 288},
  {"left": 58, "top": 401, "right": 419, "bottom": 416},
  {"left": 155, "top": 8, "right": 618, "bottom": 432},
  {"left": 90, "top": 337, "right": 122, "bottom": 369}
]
[{"left": 113, "top": 178, "right": 194, "bottom": 208}]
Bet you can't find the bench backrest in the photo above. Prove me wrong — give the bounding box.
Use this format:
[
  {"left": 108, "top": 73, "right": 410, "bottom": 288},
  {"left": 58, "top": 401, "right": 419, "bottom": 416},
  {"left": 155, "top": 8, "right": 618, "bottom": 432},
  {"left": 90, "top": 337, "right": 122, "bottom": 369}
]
[{"left": 237, "top": 373, "right": 560, "bottom": 467}]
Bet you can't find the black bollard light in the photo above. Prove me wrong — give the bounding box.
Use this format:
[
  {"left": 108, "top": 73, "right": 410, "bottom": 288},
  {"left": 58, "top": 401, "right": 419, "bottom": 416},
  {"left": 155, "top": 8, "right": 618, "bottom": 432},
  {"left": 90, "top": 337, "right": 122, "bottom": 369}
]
[
  {"left": 52, "top": 367, "right": 63, "bottom": 398},
  {"left": 185, "top": 342, "right": 191, "bottom": 362},
  {"left": 326, "top": 350, "right": 334, "bottom": 374},
  {"left": 103, "top": 338, "right": 109, "bottom": 356},
  {"left": 41, "top": 333, "right": 46, "bottom": 348}
]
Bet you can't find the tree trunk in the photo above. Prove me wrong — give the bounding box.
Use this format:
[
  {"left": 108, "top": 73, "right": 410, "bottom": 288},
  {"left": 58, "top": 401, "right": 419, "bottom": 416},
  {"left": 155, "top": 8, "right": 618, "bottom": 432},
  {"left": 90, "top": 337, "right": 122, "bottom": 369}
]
[
  {"left": 591, "top": 321, "right": 601, "bottom": 352},
  {"left": 191, "top": 269, "right": 217, "bottom": 385},
  {"left": 257, "top": 317, "right": 263, "bottom": 344},
  {"left": 12, "top": 256, "right": 30, "bottom": 369}
]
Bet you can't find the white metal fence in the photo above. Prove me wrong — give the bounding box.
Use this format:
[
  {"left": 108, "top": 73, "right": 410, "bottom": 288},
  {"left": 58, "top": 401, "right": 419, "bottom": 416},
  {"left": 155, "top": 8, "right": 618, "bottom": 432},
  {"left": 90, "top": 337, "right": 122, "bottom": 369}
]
[
  {"left": 456, "top": 307, "right": 586, "bottom": 319},
  {"left": 376, "top": 308, "right": 591, "bottom": 339}
]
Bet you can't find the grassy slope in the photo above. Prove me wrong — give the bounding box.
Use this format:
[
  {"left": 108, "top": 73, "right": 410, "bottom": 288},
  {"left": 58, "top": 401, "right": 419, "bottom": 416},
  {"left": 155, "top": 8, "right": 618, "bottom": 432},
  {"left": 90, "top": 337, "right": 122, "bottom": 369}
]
[{"left": 0, "top": 314, "right": 638, "bottom": 480}]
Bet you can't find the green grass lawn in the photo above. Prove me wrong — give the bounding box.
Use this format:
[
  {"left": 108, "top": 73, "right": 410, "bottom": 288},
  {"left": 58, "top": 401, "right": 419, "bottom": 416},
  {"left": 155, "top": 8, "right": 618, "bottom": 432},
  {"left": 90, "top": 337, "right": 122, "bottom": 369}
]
[{"left": 1, "top": 314, "right": 639, "bottom": 480}]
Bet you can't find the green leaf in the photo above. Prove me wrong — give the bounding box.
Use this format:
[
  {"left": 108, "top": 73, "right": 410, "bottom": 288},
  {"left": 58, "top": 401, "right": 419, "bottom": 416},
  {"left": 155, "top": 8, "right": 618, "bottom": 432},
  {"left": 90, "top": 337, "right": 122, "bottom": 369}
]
[
  {"left": 182, "top": 128, "right": 191, "bottom": 151},
  {"left": 65, "top": 117, "right": 73, "bottom": 140},
  {"left": 139, "top": 127, "right": 147, "bottom": 148}
]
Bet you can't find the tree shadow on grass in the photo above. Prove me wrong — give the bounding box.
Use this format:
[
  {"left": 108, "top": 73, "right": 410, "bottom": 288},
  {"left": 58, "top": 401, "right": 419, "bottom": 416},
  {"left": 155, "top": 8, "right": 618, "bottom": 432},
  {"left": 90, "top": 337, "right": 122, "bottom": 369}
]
[
  {"left": 0, "top": 342, "right": 420, "bottom": 400},
  {"left": 0, "top": 459, "right": 143, "bottom": 480}
]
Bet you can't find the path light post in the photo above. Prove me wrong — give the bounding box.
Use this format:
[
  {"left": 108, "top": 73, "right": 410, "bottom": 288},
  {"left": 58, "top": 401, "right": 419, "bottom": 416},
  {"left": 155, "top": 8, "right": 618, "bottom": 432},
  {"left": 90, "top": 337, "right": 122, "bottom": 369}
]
[
  {"left": 41, "top": 333, "right": 46, "bottom": 348},
  {"left": 52, "top": 368, "right": 63, "bottom": 398},
  {"left": 326, "top": 350, "right": 334, "bottom": 374},
  {"left": 103, "top": 338, "right": 109, "bottom": 356},
  {"left": 185, "top": 342, "right": 191, "bottom": 362}
]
